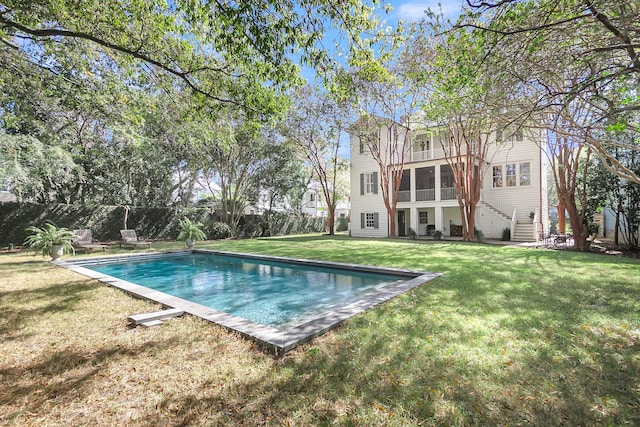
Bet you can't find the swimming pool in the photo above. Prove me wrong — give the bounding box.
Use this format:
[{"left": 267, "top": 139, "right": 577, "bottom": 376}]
[{"left": 59, "top": 250, "right": 441, "bottom": 352}]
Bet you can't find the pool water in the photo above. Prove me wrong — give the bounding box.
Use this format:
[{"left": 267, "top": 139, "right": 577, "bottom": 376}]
[{"left": 85, "top": 253, "right": 407, "bottom": 328}]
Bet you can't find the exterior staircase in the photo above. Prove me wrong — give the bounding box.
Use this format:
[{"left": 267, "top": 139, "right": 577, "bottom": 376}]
[
  {"left": 479, "top": 200, "right": 512, "bottom": 222},
  {"left": 480, "top": 200, "right": 536, "bottom": 242},
  {"left": 512, "top": 222, "right": 535, "bottom": 242}
]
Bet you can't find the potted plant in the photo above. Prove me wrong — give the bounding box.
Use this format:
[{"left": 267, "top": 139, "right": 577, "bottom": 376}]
[
  {"left": 529, "top": 211, "right": 535, "bottom": 223},
  {"left": 177, "top": 218, "right": 206, "bottom": 248},
  {"left": 23, "top": 222, "right": 76, "bottom": 260}
]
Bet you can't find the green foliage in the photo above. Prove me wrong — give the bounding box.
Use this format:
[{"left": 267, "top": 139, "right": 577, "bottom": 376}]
[
  {"left": 0, "top": 203, "right": 325, "bottom": 246},
  {"left": 177, "top": 218, "right": 206, "bottom": 242},
  {"left": 207, "top": 221, "right": 232, "bottom": 240},
  {"left": 501, "top": 227, "right": 511, "bottom": 241},
  {"left": 474, "top": 227, "right": 484, "bottom": 243},
  {"left": 335, "top": 217, "right": 349, "bottom": 232},
  {"left": 23, "top": 222, "right": 76, "bottom": 257},
  {"left": 407, "top": 227, "right": 417, "bottom": 240},
  {"left": 433, "top": 229, "right": 443, "bottom": 240}
]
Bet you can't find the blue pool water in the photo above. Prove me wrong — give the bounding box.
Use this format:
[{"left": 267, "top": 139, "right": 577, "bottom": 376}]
[{"left": 84, "top": 253, "right": 407, "bottom": 328}]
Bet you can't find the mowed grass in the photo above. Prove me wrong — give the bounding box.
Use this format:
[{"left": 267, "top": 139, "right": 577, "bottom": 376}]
[{"left": 1, "top": 234, "right": 639, "bottom": 426}]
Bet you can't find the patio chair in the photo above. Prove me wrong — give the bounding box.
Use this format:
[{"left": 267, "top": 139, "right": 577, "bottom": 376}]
[
  {"left": 120, "top": 229, "right": 152, "bottom": 249},
  {"left": 73, "top": 229, "right": 108, "bottom": 253}
]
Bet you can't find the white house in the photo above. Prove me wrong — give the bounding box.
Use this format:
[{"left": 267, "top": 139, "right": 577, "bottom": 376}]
[
  {"left": 300, "top": 184, "right": 351, "bottom": 219},
  {"left": 350, "top": 120, "right": 549, "bottom": 241}
]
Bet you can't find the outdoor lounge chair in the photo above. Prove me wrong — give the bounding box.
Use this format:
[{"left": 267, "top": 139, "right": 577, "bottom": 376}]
[
  {"left": 73, "top": 229, "right": 108, "bottom": 253},
  {"left": 120, "top": 229, "right": 152, "bottom": 249}
]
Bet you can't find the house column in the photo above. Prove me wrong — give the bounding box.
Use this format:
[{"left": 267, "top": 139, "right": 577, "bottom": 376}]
[
  {"left": 435, "top": 206, "right": 444, "bottom": 233},
  {"left": 410, "top": 207, "right": 418, "bottom": 235},
  {"left": 410, "top": 167, "right": 416, "bottom": 202},
  {"left": 435, "top": 164, "right": 442, "bottom": 201}
]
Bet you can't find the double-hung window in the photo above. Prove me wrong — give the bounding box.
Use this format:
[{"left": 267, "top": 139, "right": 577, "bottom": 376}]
[
  {"left": 493, "top": 166, "right": 503, "bottom": 188},
  {"left": 493, "top": 162, "right": 531, "bottom": 188},
  {"left": 505, "top": 163, "right": 517, "bottom": 187},
  {"left": 519, "top": 162, "right": 531, "bottom": 186},
  {"left": 360, "top": 172, "right": 378, "bottom": 195}
]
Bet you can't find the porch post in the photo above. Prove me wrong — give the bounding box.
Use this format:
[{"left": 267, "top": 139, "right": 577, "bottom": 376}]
[
  {"left": 410, "top": 207, "right": 418, "bottom": 235},
  {"left": 435, "top": 164, "right": 442, "bottom": 201},
  {"left": 435, "top": 206, "right": 444, "bottom": 234},
  {"left": 410, "top": 167, "right": 416, "bottom": 203}
]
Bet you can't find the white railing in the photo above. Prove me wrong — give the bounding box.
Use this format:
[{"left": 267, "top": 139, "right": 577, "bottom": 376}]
[
  {"left": 441, "top": 187, "right": 456, "bottom": 200},
  {"left": 481, "top": 193, "right": 515, "bottom": 219},
  {"left": 416, "top": 189, "right": 435, "bottom": 201},
  {"left": 411, "top": 150, "right": 432, "bottom": 161}
]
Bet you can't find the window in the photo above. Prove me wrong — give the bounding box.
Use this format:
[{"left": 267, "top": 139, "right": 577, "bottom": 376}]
[
  {"left": 365, "top": 173, "right": 374, "bottom": 193},
  {"left": 309, "top": 193, "right": 315, "bottom": 202},
  {"left": 493, "top": 162, "right": 531, "bottom": 188},
  {"left": 493, "top": 166, "right": 503, "bottom": 188},
  {"left": 360, "top": 172, "right": 378, "bottom": 195},
  {"left": 419, "top": 211, "right": 428, "bottom": 224},
  {"left": 359, "top": 139, "right": 365, "bottom": 154},
  {"left": 365, "top": 213, "right": 375, "bottom": 228},
  {"left": 514, "top": 128, "right": 523, "bottom": 142},
  {"left": 520, "top": 162, "right": 531, "bottom": 186},
  {"left": 496, "top": 127, "right": 524, "bottom": 143},
  {"left": 361, "top": 212, "right": 379, "bottom": 229},
  {"left": 505, "top": 163, "right": 516, "bottom": 187}
]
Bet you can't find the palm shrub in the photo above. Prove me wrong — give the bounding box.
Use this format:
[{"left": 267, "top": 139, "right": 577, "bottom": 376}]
[
  {"left": 177, "top": 218, "right": 207, "bottom": 246},
  {"left": 23, "top": 222, "right": 76, "bottom": 258}
]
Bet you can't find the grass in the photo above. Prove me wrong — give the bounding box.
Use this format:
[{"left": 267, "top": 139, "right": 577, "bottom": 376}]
[{"left": 1, "top": 234, "right": 639, "bottom": 426}]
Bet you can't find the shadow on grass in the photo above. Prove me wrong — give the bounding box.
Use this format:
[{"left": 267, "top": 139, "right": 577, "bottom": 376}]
[
  {"left": 0, "top": 279, "right": 98, "bottom": 339},
  {"left": 127, "top": 239, "right": 639, "bottom": 425},
  {"left": 0, "top": 336, "right": 183, "bottom": 423}
]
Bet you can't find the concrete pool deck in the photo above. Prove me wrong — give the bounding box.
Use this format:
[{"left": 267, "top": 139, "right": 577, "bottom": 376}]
[{"left": 56, "top": 249, "right": 442, "bottom": 353}]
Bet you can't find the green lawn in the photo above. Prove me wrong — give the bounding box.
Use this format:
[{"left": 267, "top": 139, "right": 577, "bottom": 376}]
[{"left": 2, "top": 234, "right": 639, "bottom": 426}]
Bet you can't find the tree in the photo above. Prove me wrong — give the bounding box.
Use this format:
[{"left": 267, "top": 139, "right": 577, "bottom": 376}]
[
  {"left": 406, "top": 21, "right": 501, "bottom": 241},
  {"left": 257, "top": 126, "right": 307, "bottom": 236},
  {"left": 459, "top": 0, "right": 640, "bottom": 184},
  {"left": 0, "top": 132, "right": 81, "bottom": 202},
  {"left": 283, "top": 86, "right": 351, "bottom": 235},
  {"left": 590, "top": 131, "right": 640, "bottom": 249},
  {"left": 347, "top": 46, "right": 428, "bottom": 238},
  {"left": 0, "top": 0, "right": 382, "bottom": 116}
]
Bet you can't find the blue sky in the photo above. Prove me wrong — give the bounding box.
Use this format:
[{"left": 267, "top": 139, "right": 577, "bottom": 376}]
[{"left": 383, "top": 0, "right": 465, "bottom": 23}]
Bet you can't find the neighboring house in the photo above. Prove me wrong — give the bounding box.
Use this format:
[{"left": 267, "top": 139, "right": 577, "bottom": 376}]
[
  {"left": 350, "top": 121, "right": 549, "bottom": 241},
  {"left": 300, "top": 188, "right": 350, "bottom": 218}
]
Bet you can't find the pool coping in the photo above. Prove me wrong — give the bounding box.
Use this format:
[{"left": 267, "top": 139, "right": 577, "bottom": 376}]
[{"left": 56, "top": 249, "right": 442, "bottom": 353}]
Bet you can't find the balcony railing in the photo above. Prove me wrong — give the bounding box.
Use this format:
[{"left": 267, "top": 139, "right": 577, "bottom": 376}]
[
  {"left": 411, "top": 148, "right": 447, "bottom": 162},
  {"left": 416, "top": 188, "right": 435, "bottom": 201},
  {"left": 441, "top": 187, "right": 457, "bottom": 200},
  {"left": 397, "top": 190, "right": 411, "bottom": 202}
]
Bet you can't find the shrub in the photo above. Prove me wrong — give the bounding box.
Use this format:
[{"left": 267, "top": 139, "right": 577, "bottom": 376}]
[
  {"left": 474, "top": 227, "right": 485, "bottom": 242},
  {"left": 336, "top": 217, "right": 349, "bottom": 232},
  {"left": 501, "top": 227, "right": 511, "bottom": 241},
  {"left": 208, "top": 221, "right": 232, "bottom": 240},
  {"left": 434, "top": 230, "right": 443, "bottom": 240},
  {"left": 407, "top": 227, "right": 417, "bottom": 240}
]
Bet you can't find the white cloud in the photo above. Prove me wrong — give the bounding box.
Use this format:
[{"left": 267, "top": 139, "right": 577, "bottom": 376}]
[{"left": 395, "top": 1, "right": 463, "bottom": 22}]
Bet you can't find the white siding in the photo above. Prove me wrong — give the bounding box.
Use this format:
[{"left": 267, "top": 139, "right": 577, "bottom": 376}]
[
  {"left": 349, "top": 120, "right": 549, "bottom": 241},
  {"left": 483, "top": 128, "right": 545, "bottom": 222},
  {"left": 350, "top": 131, "right": 389, "bottom": 237}
]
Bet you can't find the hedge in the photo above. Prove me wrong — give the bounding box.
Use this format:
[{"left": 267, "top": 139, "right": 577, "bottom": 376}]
[{"left": 0, "top": 202, "right": 326, "bottom": 247}]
